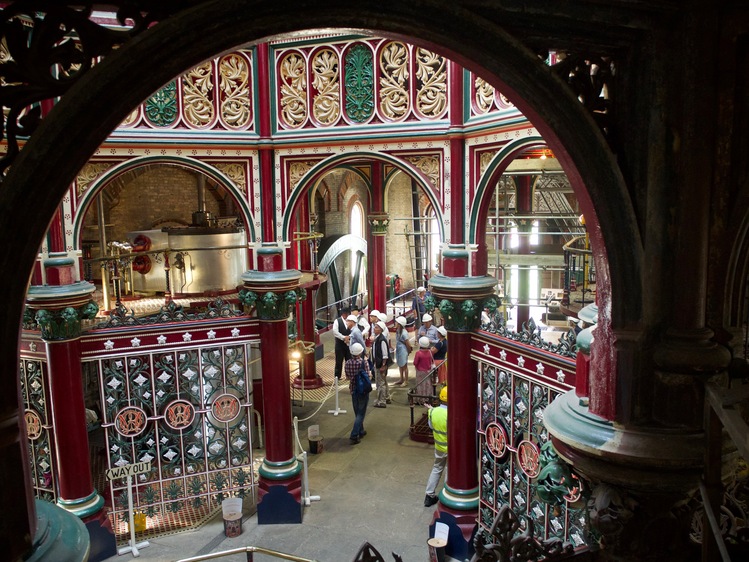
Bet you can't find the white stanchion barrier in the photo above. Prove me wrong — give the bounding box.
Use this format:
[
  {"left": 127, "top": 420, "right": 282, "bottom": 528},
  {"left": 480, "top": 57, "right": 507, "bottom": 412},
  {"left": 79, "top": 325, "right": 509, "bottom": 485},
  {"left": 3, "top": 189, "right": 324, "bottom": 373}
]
[
  {"left": 117, "top": 474, "right": 150, "bottom": 557},
  {"left": 327, "top": 376, "right": 347, "bottom": 416}
]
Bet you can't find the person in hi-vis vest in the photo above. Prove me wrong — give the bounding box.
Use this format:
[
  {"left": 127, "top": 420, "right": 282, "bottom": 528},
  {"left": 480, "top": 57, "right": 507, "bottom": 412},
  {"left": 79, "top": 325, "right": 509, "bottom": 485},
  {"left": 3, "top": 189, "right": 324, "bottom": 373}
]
[{"left": 424, "top": 385, "right": 447, "bottom": 507}]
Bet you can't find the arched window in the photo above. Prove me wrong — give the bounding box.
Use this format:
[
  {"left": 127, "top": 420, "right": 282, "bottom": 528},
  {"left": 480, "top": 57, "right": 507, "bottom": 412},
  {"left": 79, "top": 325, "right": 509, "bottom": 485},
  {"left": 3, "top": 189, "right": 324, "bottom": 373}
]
[{"left": 350, "top": 201, "right": 365, "bottom": 292}]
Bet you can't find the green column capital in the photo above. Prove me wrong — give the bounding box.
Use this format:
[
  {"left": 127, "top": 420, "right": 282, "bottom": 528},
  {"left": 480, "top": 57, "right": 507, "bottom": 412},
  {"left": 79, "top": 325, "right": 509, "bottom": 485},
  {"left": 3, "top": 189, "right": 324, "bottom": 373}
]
[
  {"left": 240, "top": 269, "right": 304, "bottom": 321},
  {"left": 25, "top": 281, "right": 99, "bottom": 340},
  {"left": 428, "top": 274, "right": 498, "bottom": 332}
]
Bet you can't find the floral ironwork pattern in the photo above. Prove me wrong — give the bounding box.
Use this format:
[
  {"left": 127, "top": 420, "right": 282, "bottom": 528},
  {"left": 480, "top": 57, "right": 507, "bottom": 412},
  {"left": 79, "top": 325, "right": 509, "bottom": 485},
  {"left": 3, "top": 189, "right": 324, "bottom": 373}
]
[
  {"left": 98, "top": 340, "right": 255, "bottom": 524},
  {"left": 94, "top": 297, "right": 245, "bottom": 329},
  {"left": 379, "top": 41, "right": 409, "bottom": 121},
  {"left": 470, "top": 504, "right": 575, "bottom": 562},
  {"left": 474, "top": 77, "right": 495, "bottom": 114},
  {"left": 183, "top": 61, "right": 215, "bottom": 128},
  {"left": 483, "top": 313, "right": 577, "bottom": 359},
  {"left": 405, "top": 155, "right": 440, "bottom": 188},
  {"left": 344, "top": 43, "right": 374, "bottom": 123},
  {"left": 214, "top": 162, "right": 247, "bottom": 195},
  {"left": 311, "top": 48, "right": 340, "bottom": 125},
  {"left": 279, "top": 51, "right": 307, "bottom": 128},
  {"left": 145, "top": 80, "right": 178, "bottom": 127},
  {"left": 76, "top": 162, "right": 114, "bottom": 197},
  {"left": 478, "top": 362, "right": 588, "bottom": 555},
  {"left": 218, "top": 52, "right": 251, "bottom": 129},
  {"left": 415, "top": 48, "right": 447, "bottom": 118},
  {"left": 20, "top": 358, "right": 56, "bottom": 502},
  {"left": 289, "top": 160, "right": 316, "bottom": 188}
]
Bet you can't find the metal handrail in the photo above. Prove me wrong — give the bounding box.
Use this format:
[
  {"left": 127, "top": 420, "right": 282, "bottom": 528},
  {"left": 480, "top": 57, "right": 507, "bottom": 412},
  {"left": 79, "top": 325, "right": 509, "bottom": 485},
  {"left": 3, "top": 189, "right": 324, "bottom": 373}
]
[
  {"left": 562, "top": 235, "right": 592, "bottom": 255},
  {"left": 314, "top": 291, "right": 368, "bottom": 325},
  {"left": 177, "top": 545, "right": 317, "bottom": 562}
]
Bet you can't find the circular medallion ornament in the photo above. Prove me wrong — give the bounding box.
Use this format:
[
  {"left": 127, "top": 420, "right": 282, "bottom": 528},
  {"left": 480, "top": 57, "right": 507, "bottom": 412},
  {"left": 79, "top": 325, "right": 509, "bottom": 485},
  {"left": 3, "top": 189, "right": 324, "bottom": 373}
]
[
  {"left": 484, "top": 422, "right": 507, "bottom": 458},
  {"left": 114, "top": 406, "right": 148, "bottom": 437},
  {"left": 211, "top": 394, "right": 241, "bottom": 423},
  {"left": 25, "top": 409, "right": 43, "bottom": 440},
  {"left": 517, "top": 439, "right": 541, "bottom": 478},
  {"left": 164, "top": 399, "right": 195, "bottom": 430}
]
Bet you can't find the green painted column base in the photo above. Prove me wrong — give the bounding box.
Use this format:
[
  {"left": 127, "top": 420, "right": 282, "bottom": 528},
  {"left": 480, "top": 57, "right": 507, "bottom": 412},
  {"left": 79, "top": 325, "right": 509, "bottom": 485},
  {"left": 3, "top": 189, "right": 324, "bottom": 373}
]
[{"left": 25, "top": 499, "right": 90, "bottom": 562}]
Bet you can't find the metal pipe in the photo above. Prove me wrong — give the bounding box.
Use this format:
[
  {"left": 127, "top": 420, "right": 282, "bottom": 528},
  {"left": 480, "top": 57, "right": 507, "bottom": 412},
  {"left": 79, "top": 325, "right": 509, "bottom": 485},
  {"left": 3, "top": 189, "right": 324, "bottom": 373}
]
[{"left": 97, "top": 194, "right": 110, "bottom": 310}]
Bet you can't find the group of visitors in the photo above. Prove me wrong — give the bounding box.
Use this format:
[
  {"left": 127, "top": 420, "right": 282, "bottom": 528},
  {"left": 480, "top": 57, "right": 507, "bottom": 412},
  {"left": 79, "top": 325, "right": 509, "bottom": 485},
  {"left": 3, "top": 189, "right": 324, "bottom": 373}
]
[{"left": 335, "top": 298, "right": 448, "bottom": 507}]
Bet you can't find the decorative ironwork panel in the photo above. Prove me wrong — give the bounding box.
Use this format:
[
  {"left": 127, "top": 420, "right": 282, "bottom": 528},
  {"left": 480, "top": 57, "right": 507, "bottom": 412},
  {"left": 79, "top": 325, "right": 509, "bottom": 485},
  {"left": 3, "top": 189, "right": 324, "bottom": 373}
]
[
  {"left": 414, "top": 48, "right": 447, "bottom": 119},
  {"left": 310, "top": 47, "right": 340, "bottom": 126},
  {"left": 182, "top": 61, "right": 216, "bottom": 128},
  {"left": 378, "top": 41, "right": 410, "bottom": 121},
  {"left": 344, "top": 43, "right": 374, "bottom": 123},
  {"left": 278, "top": 50, "right": 308, "bottom": 129},
  {"left": 144, "top": 80, "right": 178, "bottom": 127},
  {"left": 94, "top": 341, "right": 256, "bottom": 524},
  {"left": 20, "top": 357, "right": 57, "bottom": 502},
  {"left": 478, "top": 361, "right": 588, "bottom": 554},
  {"left": 218, "top": 52, "right": 252, "bottom": 130}
]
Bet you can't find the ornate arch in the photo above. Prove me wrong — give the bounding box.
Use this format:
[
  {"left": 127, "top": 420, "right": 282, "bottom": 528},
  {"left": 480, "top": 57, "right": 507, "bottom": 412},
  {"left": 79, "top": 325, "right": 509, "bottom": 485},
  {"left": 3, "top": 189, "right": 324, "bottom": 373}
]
[
  {"left": 72, "top": 155, "right": 256, "bottom": 247},
  {"left": 281, "top": 152, "right": 444, "bottom": 241}
]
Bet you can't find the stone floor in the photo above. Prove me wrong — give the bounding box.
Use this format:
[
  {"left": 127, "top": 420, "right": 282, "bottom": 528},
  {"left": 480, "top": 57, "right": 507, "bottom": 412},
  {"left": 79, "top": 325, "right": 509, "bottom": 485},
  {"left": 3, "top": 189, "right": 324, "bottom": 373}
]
[{"left": 102, "top": 331, "right": 452, "bottom": 562}]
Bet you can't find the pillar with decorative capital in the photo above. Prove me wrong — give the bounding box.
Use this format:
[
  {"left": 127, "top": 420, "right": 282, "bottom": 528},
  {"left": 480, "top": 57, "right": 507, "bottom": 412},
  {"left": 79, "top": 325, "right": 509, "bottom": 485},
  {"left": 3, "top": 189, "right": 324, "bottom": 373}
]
[
  {"left": 240, "top": 249, "right": 305, "bottom": 524},
  {"left": 25, "top": 257, "right": 114, "bottom": 561},
  {"left": 368, "top": 211, "right": 389, "bottom": 313},
  {"left": 428, "top": 267, "right": 498, "bottom": 561}
]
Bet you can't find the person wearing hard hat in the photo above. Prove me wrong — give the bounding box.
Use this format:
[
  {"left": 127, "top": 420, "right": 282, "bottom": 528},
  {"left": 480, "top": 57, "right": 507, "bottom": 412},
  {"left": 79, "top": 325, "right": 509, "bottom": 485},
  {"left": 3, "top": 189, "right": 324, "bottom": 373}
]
[
  {"left": 393, "top": 315, "right": 413, "bottom": 386},
  {"left": 371, "top": 321, "right": 392, "bottom": 408},
  {"left": 424, "top": 386, "right": 447, "bottom": 507},
  {"left": 417, "top": 313, "right": 439, "bottom": 345},
  {"left": 411, "top": 286, "right": 427, "bottom": 328},
  {"left": 346, "top": 314, "right": 366, "bottom": 355},
  {"left": 367, "top": 309, "right": 381, "bottom": 341},
  {"left": 351, "top": 305, "right": 370, "bottom": 338},
  {"left": 431, "top": 325, "right": 448, "bottom": 384},
  {"left": 376, "top": 311, "right": 390, "bottom": 338},
  {"left": 344, "top": 343, "right": 371, "bottom": 444},
  {"left": 413, "top": 335, "right": 435, "bottom": 405}
]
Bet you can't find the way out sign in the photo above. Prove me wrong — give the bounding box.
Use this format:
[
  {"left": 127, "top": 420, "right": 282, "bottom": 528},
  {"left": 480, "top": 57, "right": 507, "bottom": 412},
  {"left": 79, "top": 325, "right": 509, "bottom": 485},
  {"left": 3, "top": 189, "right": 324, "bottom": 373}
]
[{"left": 106, "top": 461, "right": 151, "bottom": 481}]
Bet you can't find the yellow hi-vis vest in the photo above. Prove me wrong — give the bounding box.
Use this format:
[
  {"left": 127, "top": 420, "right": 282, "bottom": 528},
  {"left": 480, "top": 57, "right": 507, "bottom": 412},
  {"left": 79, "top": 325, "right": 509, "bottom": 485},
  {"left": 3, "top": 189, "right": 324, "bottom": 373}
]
[{"left": 429, "top": 405, "right": 447, "bottom": 453}]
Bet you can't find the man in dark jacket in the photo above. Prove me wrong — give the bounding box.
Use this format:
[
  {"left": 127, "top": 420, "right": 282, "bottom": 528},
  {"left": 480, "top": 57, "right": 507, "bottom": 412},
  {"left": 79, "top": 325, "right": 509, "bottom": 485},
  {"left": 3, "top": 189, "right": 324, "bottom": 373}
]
[{"left": 332, "top": 307, "right": 351, "bottom": 379}]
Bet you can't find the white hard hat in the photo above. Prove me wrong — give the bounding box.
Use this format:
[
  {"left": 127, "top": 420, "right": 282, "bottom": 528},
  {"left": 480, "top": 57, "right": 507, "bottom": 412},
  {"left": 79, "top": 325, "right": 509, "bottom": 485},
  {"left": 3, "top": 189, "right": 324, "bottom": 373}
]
[
  {"left": 417, "top": 286, "right": 426, "bottom": 293},
  {"left": 375, "top": 321, "right": 386, "bottom": 331},
  {"left": 377, "top": 312, "right": 387, "bottom": 322},
  {"left": 437, "top": 326, "right": 447, "bottom": 337},
  {"left": 419, "top": 336, "right": 431, "bottom": 348},
  {"left": 351, "top": 343, "right": 364, "bottom": 356},
  {"left": 346, "top": 315, "right": 358, "bottom": 323},
  {"left": 369, "top": 309, "right": 380, "bottom": 317},
  {"left": 422, "top": 313, "right": 433, "bottom": 322},
  {"left": 395, "top": 316, "right": 407, "bottom": 327}
]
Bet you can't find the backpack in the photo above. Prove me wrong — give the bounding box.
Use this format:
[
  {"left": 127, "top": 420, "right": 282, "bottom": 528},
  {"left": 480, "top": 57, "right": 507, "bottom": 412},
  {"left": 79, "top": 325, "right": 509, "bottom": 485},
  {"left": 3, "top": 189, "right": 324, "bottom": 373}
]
[{"left": 354, "top": 368, "right": 372, "bottom": 395}]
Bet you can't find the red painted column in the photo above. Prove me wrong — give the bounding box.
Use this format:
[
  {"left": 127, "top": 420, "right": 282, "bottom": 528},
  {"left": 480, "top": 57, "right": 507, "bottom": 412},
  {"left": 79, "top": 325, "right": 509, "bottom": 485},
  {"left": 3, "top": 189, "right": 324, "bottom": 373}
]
[
  {"left": 428, "top": 268, "right": 497, "bottom": 562},
  {"left": 445, "top": 331, "right": 476, "bottom": 489},
  {"left": 368, "top": 162, "right": 387, "bottom": 312},
  {"left": 241, "top": 248, "right": 303, "bottom": 524},
  {"left": 256, "top": 42, "right": 276, "bottom": 243},
  {"left": 26, "top": 258, "right": 115, "bottom": 558},
  {"left": 259, "top": 320, "right": 294, "bottom": 460},
  {"left": 46, "top": 339, "right": 94, "bottom": 500},
  {"left": 449, "top": 60, "right": 464, "bottom": 246}
]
